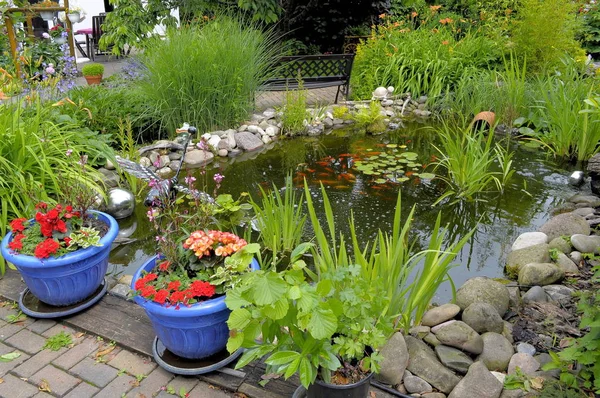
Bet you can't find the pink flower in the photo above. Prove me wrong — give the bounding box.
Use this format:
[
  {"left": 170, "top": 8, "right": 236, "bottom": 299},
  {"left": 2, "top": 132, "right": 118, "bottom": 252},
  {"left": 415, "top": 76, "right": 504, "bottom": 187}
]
[
  {"left": 213, "top": 174, "right": 224, "bottom": 184},
  {"left": 66, "top": 149, "right": 73, "bottom": 156},
  {"left": 45, "top": 66, "right": 55, "bottom": 75},
  {"left": 42, "top": 32, "right": 50, "bottom": 39},
  {"left": 184, "top": 176, "right": 196, "bottom": 185}
]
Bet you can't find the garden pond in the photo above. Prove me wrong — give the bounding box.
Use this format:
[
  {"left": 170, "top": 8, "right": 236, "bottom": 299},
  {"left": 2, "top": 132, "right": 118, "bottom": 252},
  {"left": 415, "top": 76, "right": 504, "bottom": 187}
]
[{"left": 107, "top": 124, "right": 578, "bottom": 303}]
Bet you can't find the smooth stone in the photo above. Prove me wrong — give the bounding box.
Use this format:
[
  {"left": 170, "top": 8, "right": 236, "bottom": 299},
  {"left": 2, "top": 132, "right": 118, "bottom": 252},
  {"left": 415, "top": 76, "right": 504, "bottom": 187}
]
[
  {"left": 247, "top": 125, "right": 260, "bottom": 133},
  {"left": 422, "top": 394, "right": 446, "bottom": 398},
  {"left": 506, "top": 243, "right": 551, "bottom": 273},
  {"left": 168, "top": 160, "right": 181, "bottom": 171},
  {"left": 554, "top": 252, "right": 579, "bottom": 274},
  {"left": 508, "top": 353, "right": 540, "bottom": 376},
  {"left": 323, "top": 117, "right": 333, "bottom": 127},
  {"left": 477, "top": 332, "right": 514, "bottom": 372},
  {"left": 98, "top": 168, "right": 120, "bottom": 188},
  {"left": 516, "top": 342, "right": 536, "bottom": 356},
  {"left": 265, "top": 126, "right": 279, "bottom": 137},
  {"left": 518, "top": 263, "right": 564, "bottom": 286},
  {"left": 333, "top": 118, "right": 344, "bottom": 125},
  {"left": 168, "top": 152, "right": 182, "bottom": 160},
  {"left": 263, "top": 109, "right": 276, "bottom": 119},
  {"left": 105, "top": 159, "right": 115, "bottom": 170},
  {"left": 570, "top": 234, "right": 600, "bottom": 254},
  {"left": 261, "top": 135, "right": 272, "bottom": 144},
  {"left": 432, "top": 321, "right": 483, "bottom": 354},
  {"left": 491, "top": 371, "right": 505, "bottom": 384},
  {"left": 542, "top": 285, "right": 573, "bottom": 304},
  {"left": 423, "top": 333, "right": 441, "bottom": 347},
  {"left": 434, "top": 345, "right": 473, "bottom": 374},
  {"left": 447, "top": 361, "right": 503, "bottom": 398},
  {"left": 183, "top": 149, "right": 214, "bottom": 167},
  {"left": 461, "top": 302, "right": 504, "bottom": 334},
  {"left": 207, "top": 135, "right": 221, "bottom": 149},
  {"left": 158, "top": 155, "right": 170, "bottom": 168},
  {"left": 404, "top": 375, "right": 433, "bottom": 394},
  {"left": 499, "top": 389, "right": 524, "bottom": 398},
  {"left": 522, "top": 286, "right": 549, "bottom": 304},
  {"left": 147, "top": 151, "right": 160, "bottom": 165},
  {"left": 548, "top": 237, "right": 571, "bottom": 253},
  {"left": 410, "top": 326, "right": 431, "bottom": 338},
  {"left": 238, "top": 124, "right": 248, "bottom": 132},
  {"left": 431, "top": 320, "right": 455, "bottom": 334},
  {"left": 573, "top": 207, "right": 594, "bottom": 217},
  {"left": 226, "top": 130, "right": 237, "bottom": 149},
  {"left": 217, "top": 139, "right": 230, "bottom": 150},
  {"left": 109, "top": 284, "right": 131, "bottom": 300},
  {"left": 234, "top": 132, "right": 264, "bottom": 151},
  {"left": 397, "top": 384, "right": 408, "bottom": 394},
  {"left": 569, "top": 251, "right": 583, "bottom": 265},
  {"left": 405, "top": 336, "right": 461, "bottom": 394},
  {"left": 258, "top": 120, "right": 270, "bottom": 130},
  {"left": 503, "top": 321, "right": 514, "bottom": 344},
  {"left": 422, "top": 304, "right": 461, "bottom": 327},
  {"left": 217, "top": 149, "right": 228, "bottom": 157},
  {"left": 377, "top": 332, "right": 409, "bottom": 386},
  {"left": 139, "top": 157, "right": 152, "bottom": 168},
  {"left": 511, "top": 232, "right": 548, "bottom": 251},
  {"left": 506, "top": 286, "right": 521, "bottom": 308},
  {"left": 156, "top": 167, "right": 172, "bottom": 179},
  {"left": 568, "top": 194, "right": 600, "bottom": 206},
  {"left": 538, "top": 213, "right": 590, "bottom": 241},
  {"left": 456, "top": 277, "right": 510, "bottom": 316}
]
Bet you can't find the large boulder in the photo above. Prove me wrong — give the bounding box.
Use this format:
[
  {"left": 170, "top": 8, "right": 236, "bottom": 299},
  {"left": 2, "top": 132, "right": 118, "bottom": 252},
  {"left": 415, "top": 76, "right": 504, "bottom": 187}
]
[
  {"left": 456, "top": 277, "right": 510, "bottom": 316},
  {"left": 506, "top": 243, "right": 551, "bottom": 274},
  {"left": 477, "top": 332, "right": 514, "bottom": 371},
  {"left": 511, "top": 232, "right": 548, "bottom": 251},
  {"left": 461, "top": 302, "right": 504, "bottom": 334},
  {"left": 548, "top": 237, "right": 572, "bottom": 254},
  {"left": 421, "top": 304, "right": 461, "bottom": 327},
  {"left": 432, "top": 321, "right": 483, "bottom": 354},
  {"left": 518, "top": 263, "right": 564, "bottom": 286},
  {"left": 376, "top": 332, "right": 409, "bottom": 385},
  {"left": 538, "top": 213, "right": 590, "bottom": 241},
  {"left": 234, "top": 132, "right": 264, "bottom": 151},
  {"left": 568, "top": 193, "right": 600, "bottom": 207},
  {"left": 448, "top": 361, "right": 503, "bottom": 398},
  {"left": 405, "top": 336, "right": 461, "bottom": 394},
  {"left": 570, "top": 234, "right": 600, "bottom": 254},
  {"left": 554, "top": 252, "right": 579, "bottom": 274},
  {"left": 434, "top": 345, "right": 473, "bottom": 374},
  {"left": 183, "top": 149, "right": 214, "bottom": 167}
]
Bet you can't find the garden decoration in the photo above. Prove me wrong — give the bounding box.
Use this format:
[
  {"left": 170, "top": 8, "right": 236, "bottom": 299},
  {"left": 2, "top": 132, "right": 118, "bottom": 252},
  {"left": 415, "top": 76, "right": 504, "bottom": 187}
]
[
  {"left": 49, "top": 25, "right": 68, "bottom": 45},
  {"left": 81, "top": 63, "right": 104, "bottom": 85},
  {"left": 0, "top": 204, "right": 119, "bottom": 318},
  {"left": 37, "top": 0, "right": 59, "bottom": 21},
  {"left": 127, "top": 125, "right": 258, "bottom": 374}
]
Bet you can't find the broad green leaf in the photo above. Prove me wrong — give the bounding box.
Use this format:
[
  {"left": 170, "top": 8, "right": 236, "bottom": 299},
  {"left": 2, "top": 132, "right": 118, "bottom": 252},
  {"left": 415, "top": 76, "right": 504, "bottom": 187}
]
[
  {"left": 250, "top": 272, "right": 287, "bottom": 305},
  {"left": 307, "top": 305, "right": 337, "bottom": 340},
  {"left": 265, "top": 351, "right": 300, "bottom": 366},
  {"left": 227, "top": 308, "right": 251, "bottom": 330},
  {"left": 284, "top": 356, "right": 301, "bottom": 379},
  {"left": 227, "top": 330, "right": 244, "bottom": 353},
  {"left": 299, "top": 357, "right": 316, "bottom": 388},
  {"left": 289, "top": 285, "right": 302, "bottom": 300},
  {"left": 418, "top": 173, "right": 435, "bottom": 179},
  {"left": 290, "top": 242, "right": 314, "bottom": 262},
  {"left": 316, "top": 279, "right": 333, "bottom": 297},
  {"left": 265, "top": 297, "right": 289, "bottom": 320}
]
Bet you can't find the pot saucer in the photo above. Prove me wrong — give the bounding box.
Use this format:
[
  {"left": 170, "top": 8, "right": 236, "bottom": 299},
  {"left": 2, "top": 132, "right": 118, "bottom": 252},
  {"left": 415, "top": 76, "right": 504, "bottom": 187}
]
[
  {"left": 152, "top": 337, "right": 242, "bottom": 375},
  {"left": 19, "top": 278, "right": 107, "bottom": 319}
]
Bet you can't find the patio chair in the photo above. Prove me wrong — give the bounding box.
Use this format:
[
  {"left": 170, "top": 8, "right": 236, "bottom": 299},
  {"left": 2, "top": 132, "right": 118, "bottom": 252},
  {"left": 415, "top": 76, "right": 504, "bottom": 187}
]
[{"left": 90, "top": 14, "right": 108, "bottom": 61}]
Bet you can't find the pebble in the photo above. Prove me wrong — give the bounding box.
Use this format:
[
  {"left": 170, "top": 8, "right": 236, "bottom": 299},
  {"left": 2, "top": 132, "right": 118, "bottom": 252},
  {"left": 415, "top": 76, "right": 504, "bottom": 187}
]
[{"left": 516, "top": 342, "right": 536, "bottom": 356}]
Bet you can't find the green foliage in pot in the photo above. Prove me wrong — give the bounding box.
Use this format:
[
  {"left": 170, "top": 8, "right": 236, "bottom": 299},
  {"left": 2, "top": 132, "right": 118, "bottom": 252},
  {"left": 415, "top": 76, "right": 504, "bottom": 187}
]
[
  {"left": 81, "top": 63, "right": 104, "bottom": 77},
  {"left": 579, "top": 3, "right": 600, "bottom": 57}
]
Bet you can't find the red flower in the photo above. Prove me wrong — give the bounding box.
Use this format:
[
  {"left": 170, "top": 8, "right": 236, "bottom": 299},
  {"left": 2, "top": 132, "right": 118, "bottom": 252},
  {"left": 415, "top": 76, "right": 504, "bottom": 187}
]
[
  {"left": 134, "top": 278, "right": 147, "bottom": 290},
  {"left": 190, "top": 280, "right": 215, "bottom": 298},
  {"left": 9, "top": 218, "right": 27, "bottom": 233},
  {"left": 8, "top": 233, "right": 25, "bottom": 251},
  {"left": 154, "top": 289, "right": 169, "bottom": 304},
  {"left": 140, "top": 285, "right": 157, "bottom": 298},
  {"left": 170, "top": 290, "right": 187, "bottom": 303},
  {"left": 145, "top": 273, "right": 158, "bottom": 282},
  {"left": 158, "top": 260, "right": 170, "bottom": 271},
  {"left": 167, "top": 280, "right": 181, "bottom": 291},
  {"left": 35, "top": 202, "right": 48, "bottom": 210},
  {"left": 33, "top": 239, "right": 60, "bottom": 258},
  {"left": 64, "top": 236, "right": 72, "bottom": 246}
]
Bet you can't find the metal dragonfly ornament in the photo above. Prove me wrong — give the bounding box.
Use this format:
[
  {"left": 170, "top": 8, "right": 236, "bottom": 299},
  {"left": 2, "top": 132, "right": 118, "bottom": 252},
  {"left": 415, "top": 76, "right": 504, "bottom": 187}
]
[{"left": 116, "top": 126, "right": 215, "bottom": 207}]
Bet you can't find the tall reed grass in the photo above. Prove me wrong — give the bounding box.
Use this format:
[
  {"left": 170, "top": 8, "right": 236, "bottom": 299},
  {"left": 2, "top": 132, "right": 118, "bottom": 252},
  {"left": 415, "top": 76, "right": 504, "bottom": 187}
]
[{"left": 138, "top": 16, "right": 279, "bottom": 135}]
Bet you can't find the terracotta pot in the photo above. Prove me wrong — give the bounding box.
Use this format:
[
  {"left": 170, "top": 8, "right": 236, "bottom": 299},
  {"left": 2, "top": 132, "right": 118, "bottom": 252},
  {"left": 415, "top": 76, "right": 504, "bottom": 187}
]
[
  {"left": 472, "top": 111, "right": 496, "bottom": 129},
  {"left": 84, "top": 75, "right": 102, "bottom": 85}
]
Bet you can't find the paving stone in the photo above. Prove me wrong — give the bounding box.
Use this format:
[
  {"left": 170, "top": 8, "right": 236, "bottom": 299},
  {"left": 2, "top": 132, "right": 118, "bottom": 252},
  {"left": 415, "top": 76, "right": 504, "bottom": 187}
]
[
  {"left": 94, "top": 373, "right": 136, "bottom": 398},
  {"left": 157, "top": 376, "right": 199, "bottom": 397},
  {"left": 0, "top": 318, "right": 35, "bottom": 339},
  {"left": 63, "top": 382, "right": 100, "bottom": 398},
  {"left": 70, "top": 357, "right": 119, "bottom": 388},
  {"left": 27, "top": 320, "right": 57, "bottom": 334},
  {"left": 0, "top": 343, "right": 30, "bottom": 376},
  {"left": 108, "top": 350, "right": 156, "bottom": 376},
  {"left": 5, "top": 329, "right": 46, "bottom": 354},
  {"left": 41, "top": 324, "right": 78, "bottom": 338},
  {"left": 52, "top": 336, "right": 99, "bottom": 370},
  {"left": 126, "top": 366, "right": 174, "bottom": 398},
  {"left": 188, "top": 381, "right": 233, "bottom": 397},
  {"left": 13, "top": 347, "right": 67, "bottom": 378},
  {"left": 0, "top": 304, "right": 24, "bottom": 320},
  {"left": 0, "top": 373, "right": 43, "bottom": 398},
  {"left": 32, "top": 392, "right": 54, "bottom": 398},
  {"left": 30, "top": 364, "right": 81, "bottom": 396}
]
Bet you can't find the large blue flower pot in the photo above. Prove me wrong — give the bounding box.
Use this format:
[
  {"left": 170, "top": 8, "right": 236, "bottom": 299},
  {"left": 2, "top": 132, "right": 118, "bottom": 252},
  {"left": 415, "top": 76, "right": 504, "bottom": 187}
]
[
  {"left": 132, "top": 255, "right": 259, "bottom": 359},
  {"left": 1, "top": 211, "right": 119, "bottom": 306}
]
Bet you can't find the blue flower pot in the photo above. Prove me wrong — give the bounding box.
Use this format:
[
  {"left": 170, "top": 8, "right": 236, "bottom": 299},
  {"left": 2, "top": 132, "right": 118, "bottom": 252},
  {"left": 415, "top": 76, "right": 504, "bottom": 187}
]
[
  {"left": 132, "top": 255, "right": 259, "bottom": 359},
  {"left": 1, "top": 211, "right": 119, "bottom": 306}
]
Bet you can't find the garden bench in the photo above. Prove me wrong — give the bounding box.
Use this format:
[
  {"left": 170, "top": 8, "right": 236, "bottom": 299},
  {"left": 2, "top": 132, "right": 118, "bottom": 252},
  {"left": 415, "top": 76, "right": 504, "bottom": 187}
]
[{"left": 260, "top": 54, "right": 355, "bottom": 103}]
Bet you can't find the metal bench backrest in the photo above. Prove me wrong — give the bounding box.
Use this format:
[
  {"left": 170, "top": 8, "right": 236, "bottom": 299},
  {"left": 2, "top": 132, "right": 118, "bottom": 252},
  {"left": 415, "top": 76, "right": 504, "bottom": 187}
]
[{"left": 271, "top": 54, "right": 354, "bottom": 81}]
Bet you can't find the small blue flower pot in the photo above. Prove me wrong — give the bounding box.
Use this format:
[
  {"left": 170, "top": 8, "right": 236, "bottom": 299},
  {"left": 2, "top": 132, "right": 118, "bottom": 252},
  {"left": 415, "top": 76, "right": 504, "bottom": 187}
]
[
  {"left": 1, "top": 211, "right": 119, "bottom": 306},
  {"left": 132, "top": 255, "right": 259, "bottom": 359}
]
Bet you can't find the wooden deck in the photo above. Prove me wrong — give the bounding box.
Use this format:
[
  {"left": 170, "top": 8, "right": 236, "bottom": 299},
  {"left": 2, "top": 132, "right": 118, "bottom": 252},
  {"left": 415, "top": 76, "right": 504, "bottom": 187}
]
[{"left": 0, "top": 269, "right": 397, "bottom": 397}]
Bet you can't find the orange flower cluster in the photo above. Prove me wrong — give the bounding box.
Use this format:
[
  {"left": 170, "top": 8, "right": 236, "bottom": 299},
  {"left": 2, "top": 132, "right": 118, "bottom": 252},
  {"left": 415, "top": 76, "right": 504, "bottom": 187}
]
[
  {"left": 439, "top": 18, "right": 453, "bottom": 25},
  {"left": 183, "top": 230, "right": 247, "bottom": 259}
]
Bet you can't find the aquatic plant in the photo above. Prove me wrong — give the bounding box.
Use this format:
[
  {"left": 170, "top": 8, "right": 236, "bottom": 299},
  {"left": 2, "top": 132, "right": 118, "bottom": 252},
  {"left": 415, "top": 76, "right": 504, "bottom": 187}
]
[
  {"left": 351, "top": 101, "right": 386, "bottom": 134},
  {"left": 353, "top": 144, "right": 435, "bottom": 184},
  {"left": 280, "top": 79, "right": 309, "bottom": 135}
]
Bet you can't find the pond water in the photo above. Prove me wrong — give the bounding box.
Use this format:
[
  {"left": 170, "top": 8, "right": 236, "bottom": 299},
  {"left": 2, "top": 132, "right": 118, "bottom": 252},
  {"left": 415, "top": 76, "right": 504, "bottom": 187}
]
[{"left": 108, "top": 124, "right": 579, "bottom": 303}]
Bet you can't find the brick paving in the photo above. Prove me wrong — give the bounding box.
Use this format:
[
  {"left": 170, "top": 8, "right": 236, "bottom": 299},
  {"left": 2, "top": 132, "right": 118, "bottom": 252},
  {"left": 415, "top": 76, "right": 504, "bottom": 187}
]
[{"left": 0, "top": 301, "right": 237, "bottom": 398}]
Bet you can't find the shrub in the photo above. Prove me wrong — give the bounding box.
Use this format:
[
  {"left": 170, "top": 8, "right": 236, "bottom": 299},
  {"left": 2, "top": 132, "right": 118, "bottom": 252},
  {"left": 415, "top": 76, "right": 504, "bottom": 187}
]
[
  {"left": 138, "top": 15, "right": 279, "bottom": 135},
  {"left": 81, "top": 63, "right": 104, "bottom": 77}
]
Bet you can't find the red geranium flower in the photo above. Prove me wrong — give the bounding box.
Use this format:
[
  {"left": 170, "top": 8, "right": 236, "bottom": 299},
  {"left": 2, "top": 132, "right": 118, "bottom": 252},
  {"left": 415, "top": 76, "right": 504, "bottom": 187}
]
[
  {"left": 167, "top": 280, "right": 181, "bottom": 291},
  {"left": 9, "top": 218, "right": 27, "bottom": 233},
  {"left": 154, "top": 289, "right": 169, "bottom": 304},
  {"left": 158, "top": 260, "right": 170, "bottom": 271},
  {"left": 8, "top": 233, "right": 25, "bottom": 250},
  {"left": 33, "top": 239, "right": 60, "bottom": 259},
  {"left": 190, "top": 280, "right": 215, "bottom": 298}
]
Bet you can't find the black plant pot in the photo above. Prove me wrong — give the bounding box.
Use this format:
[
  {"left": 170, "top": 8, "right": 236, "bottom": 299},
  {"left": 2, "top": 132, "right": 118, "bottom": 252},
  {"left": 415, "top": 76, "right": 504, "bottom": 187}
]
[{"left": 306, "top": 372, "right": 374, "bottom": 398}]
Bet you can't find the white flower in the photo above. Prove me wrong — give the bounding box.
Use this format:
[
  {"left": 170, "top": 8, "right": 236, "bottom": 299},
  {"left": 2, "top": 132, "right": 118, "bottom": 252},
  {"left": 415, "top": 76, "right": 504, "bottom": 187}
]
[{"left": 42, "top": 32, "right": 50, "bottom": 39}]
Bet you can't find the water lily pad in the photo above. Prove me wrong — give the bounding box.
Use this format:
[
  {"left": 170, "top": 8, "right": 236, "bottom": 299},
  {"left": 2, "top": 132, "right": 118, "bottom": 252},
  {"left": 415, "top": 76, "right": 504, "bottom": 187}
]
[
  {"left": 386, "top": 144, "right": 398, "bottom": 148},
  {"left": 417, "top": 173, "right": 436, "bottom": 179},
  {"left": 397, "top": 177, "right": 409, "bottom": 182},
  {"left": 375, "top": 178, "right": 387, "bottom": 184}
]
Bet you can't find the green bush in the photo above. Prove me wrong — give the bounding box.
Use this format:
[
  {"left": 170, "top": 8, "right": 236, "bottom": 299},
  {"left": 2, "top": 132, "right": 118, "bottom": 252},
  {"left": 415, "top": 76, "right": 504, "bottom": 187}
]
[
  {"left": 138, "top": 15, "right": 279, "bottom": 135},
  {"left": 81, "top": 63, "right": 104, "bottom": 77},
  {"left": 579, "top": 3, "right": 600, "bottom": 57}
]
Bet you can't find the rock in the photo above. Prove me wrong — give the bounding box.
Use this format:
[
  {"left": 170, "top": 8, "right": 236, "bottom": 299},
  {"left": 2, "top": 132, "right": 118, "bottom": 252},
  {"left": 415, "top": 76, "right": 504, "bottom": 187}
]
[
  {"left": 506, "top": 244, "right": 551, "bottom": 273},
  {"left": 156, "top": 167, "right": 172, "bottom": 179},
  {"left": 226, "top": 130, "right": 237, "bottom": 149},
  {"left": 548, "top": 237, "right": 571, "bottom": 253},
  {"left": 434, "top": 345, "right": 473, "bottom": 374},
  {"left": 109, "top": 283, "right": 131, "bottom": 300},
  {"left": 542, "top": 285, "right": 573, "bottom": 304},
  {"left": 377, "top": 332, "right": 409, "bottom": 385},
  {"left": 168, "top": 152, "right": 182, "bottom": 160},
  {"left": 418, "top": 95, "right": 428, "bottom": 104},
  {"left": 238, "top": 124, "right": 248, "bottom": 132},
  {"left": 511, "top": 232, "right": 548, "bottom": 251},
  {"left": 139, "top": 157, "right": 152, "bottom": 168},
  {"left": 105, "top": 159, "right": 115, "bottom": 170},
  {"left": 477, "top": 332, "right": 514, "bottom": 371},
  {"left": 538, "top": 213, "right": 590, "bottom": 241},
  {"left": 235, "top": 132, "right": 264, "bottom": 151},
  {"left": 568, "top": 171, "right": 585, "bottom": 186},
  {"left": 422, "top": 304, "right": 461, "bottom": 327},
  {"left": 397, "top": 384, "right": 408, "bottom": 394},
  {"left": 508, "top": 353, "right": 540, "bottom": 376},
  {"left": 461, "top": 302, "right": 504, "bottom": 334},
  {"left": 409, "top": 326, "right": 431, "bottom": 338},
  {"left": 506, "top": 286, "right": 521, "bottom": 308},
  {"left": 261, "top": 135, "right": 272, "bottom": 144},
  {"left": 404, "top": 375, "right": 433, "bottom": 394},
  {"left": 522, "top": 286, "right": 549, "bottom": 304},
  {"left": 183, "top": 150, "right": 214, "bottom": 167},
  {"left": 98, "top": 168, "right": 120, "bottom": 188},
  {"left": 592, "top": 180, "right": 600, "bottom": 196},
  {"left": 518, "top": 263, "right": 564, "bottom": 286},
  {"left": 217, "top": 139, "right": 230, "bottom": 150},
  {"left": 499, "top": 389, "right": 524, "bottom": 398},
  {"left": 456, "top": 277, "right": 510, "bottom": 316},
  {"left": 571, "top": 234, "right": 600, "bottom": 254},
  {"left": 263, "top": 109, "right": 276, "bottom": 119},
  {"left": 422, "top": 393, "right": 446, "bottom": 398},
  {"left": 147, "top": 151, "right": 160, "bottom": 166},
  {"left": 323, "top": 117, "right": 333, "bottom": 127},
  {"left": 405, "top": 336, "right": 461, "bottom": 394},
  {"left": 258, "top": 120, "right": 270, "bottom": 130},
  {"left": 448, "top": 361, "right": 503, "bottom": 398},
  {"left": 554, "top": 252, "right": 579, "bottom": 274},
  {"left": 247, "top": 125, "right": 259, "bottom": 134},
  {"left": 568, "top": 194, "right": 600, "bottom": 206},
  {"left": 423, "top": 333, "right": 441, "bottom": 347},
  {"left": 333, "top": 118, "right": 344, "bottom": 125},
  {"left": 228, "top": 148, "right": 243, "bottom": 157},
  {"left": 382, "top": 99, "right": 394, "bottom": 107},
  {"left": 168, "top": 160, "right": 181, "bottom": 171},
  {"left": 265, "top": 126, "right": 279, "bottom": 137},
  {"left": 573, "top": 207, "right": 594, "bottom": 217},
  {"left": 207, "top": 135, "right": 221, "bottom": 149},
  {"left": 159, "top": 155, "right": 170, "bottom": 168},
  {"left": 490, "top": 372, "right": 505, "bottom": 384},
  {"left": 569, "top": 251, "right": 583, "bottom": 265},
  {"left": 550, "top": 202, "right": 576, "bottom": 216},
  {"left": 503, "top": 322, "right": 514, "bottom": 344},
  {"left": 432, "top": 321, "right": 483, "bottom": 354},
  {"left": 217, "top": 149, "right": 228, "bottom": 157},
  {"left": 516, "top": 342, "right": 536, "bottom": 356}
]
